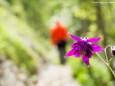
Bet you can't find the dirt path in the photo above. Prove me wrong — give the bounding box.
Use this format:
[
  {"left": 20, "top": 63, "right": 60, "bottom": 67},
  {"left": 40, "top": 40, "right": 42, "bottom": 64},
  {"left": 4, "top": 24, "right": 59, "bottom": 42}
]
[{"left": 36, "top": 65, "right": 81, "bottom": 86}]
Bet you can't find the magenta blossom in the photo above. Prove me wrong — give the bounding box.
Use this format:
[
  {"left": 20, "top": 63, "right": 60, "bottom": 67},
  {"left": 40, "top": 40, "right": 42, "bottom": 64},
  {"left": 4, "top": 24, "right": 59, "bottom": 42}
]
[{"left": 66, "top": 34, "right": 104, "bottom": 66}]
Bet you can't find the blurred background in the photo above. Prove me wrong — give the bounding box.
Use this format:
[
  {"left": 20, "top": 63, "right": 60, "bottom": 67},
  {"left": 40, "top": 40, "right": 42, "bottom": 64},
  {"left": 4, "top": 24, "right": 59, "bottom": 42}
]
[{"left": 0, "top": 0, "right": 115, "bottom": 86}]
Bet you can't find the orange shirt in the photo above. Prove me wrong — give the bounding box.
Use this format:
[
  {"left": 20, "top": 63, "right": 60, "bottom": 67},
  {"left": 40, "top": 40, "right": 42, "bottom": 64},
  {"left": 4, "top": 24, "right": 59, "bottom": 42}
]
[{"left": 51, "top": 23, "right": 69, "bottom": 45}]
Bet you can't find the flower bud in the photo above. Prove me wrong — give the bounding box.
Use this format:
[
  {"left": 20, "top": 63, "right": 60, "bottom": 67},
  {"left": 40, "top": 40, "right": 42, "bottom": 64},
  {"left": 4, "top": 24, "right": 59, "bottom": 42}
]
[{"left": 111, "top": 46, "right": 115, "bottom": 56}]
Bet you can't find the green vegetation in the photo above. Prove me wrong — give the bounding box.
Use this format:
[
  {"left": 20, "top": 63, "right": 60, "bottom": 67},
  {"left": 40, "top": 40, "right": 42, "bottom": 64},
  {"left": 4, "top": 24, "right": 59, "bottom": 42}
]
[{"left": 0, "top": 0, "right": 115, "bottom": 86}]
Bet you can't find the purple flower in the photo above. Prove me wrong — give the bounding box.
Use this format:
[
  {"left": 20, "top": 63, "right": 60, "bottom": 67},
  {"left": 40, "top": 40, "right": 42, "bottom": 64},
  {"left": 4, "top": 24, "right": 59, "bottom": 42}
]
[{"left": 66, "top": 34, "right": 104, "bottom": 66}]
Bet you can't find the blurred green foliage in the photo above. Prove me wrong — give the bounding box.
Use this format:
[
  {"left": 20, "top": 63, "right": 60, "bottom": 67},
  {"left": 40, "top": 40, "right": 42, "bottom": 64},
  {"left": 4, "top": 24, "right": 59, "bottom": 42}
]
[
  {"left": 0, "top": 0, "right": 48, "bottom": 75},
  {"left": 67, "top": 56, "right": 111, "bottom": 86}
]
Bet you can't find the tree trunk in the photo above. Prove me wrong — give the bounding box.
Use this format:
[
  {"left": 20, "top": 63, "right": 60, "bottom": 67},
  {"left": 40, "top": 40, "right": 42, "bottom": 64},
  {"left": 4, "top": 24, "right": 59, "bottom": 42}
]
[
  {"left": 95, "top": 2, "right": 107, "bottom": 46},
  {"left": 95, "top": 0, "right": 115, "bottom": 81}
]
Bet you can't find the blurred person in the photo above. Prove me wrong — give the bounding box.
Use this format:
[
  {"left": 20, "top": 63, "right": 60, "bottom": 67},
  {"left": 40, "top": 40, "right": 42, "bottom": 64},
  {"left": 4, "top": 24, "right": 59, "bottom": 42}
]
[{"left": 50, "top": 22, "right": 69, "bottom": 64}]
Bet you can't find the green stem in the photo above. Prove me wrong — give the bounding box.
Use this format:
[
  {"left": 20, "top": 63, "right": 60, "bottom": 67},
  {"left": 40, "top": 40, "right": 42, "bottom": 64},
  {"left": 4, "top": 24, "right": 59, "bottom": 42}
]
[
  {"left": 107, "top": 64, "right": 115, "bottom": 77},
  {"left": 95, "top": 52, "right": 115, "bottom": 77},
  {"left": 95, "top": 52, "right": 106, "bottom": 64},
  {"left": 104, "top": 45, "right": 112, "bottom": 62}
]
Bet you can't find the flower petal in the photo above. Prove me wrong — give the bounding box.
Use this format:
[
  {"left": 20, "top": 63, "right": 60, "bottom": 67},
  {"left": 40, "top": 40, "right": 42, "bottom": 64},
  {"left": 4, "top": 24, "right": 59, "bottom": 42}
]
[
  {"left": 87, "top": 37, "right": 101, "bottom": 42},
  {"left": 66, "top": 49, "right": 74, "bottom": 57},
  {"left": 72, "top": 43, "right": 76, "bottom": 48},
  {"left": 86, "top": 49, "right": 92, "bottom": 58},
  {"left": 87, "top": 44, "right": 93, "bottom": 51},
  {"left": 82, "top": 55, "right": 90, "bottom": 66},
  {"left": 74, "top": 50, "right": 81, "bottom": 58},
  {"left": 92, "top": 44, "right": 104, "bottom": 52},
  {"left": 69, "top": 33, "right": 81, "bottom": 41},
  {"left": 82, "top": 50, "right": 92, "bottom": 66}
]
